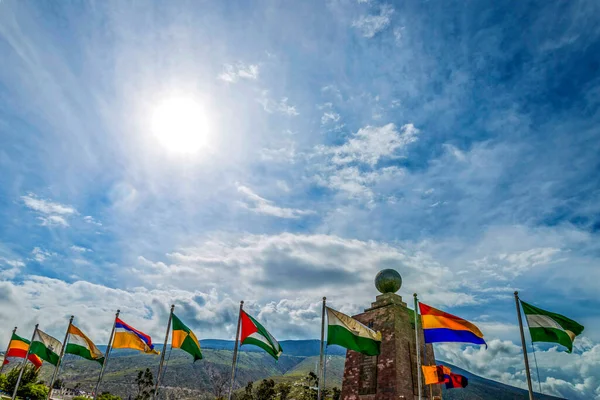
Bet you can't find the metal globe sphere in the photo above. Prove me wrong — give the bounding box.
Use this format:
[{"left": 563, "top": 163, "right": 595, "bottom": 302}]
[{"left": 375, "top": 269, "right": 402, "bottom": 294}]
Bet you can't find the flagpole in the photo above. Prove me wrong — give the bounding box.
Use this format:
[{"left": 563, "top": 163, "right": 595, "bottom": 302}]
[
  {"left": 228, "top": 300, "right": 244, "bottom": 400},
  {"left": 93, "top": 309, "right": 120, "bottom": 400},
  {"left": 154, "top": 304, "right": 175, "bottom": 400},
  {"left": 514, "top": 292, "right": 534, "bottom": 400},
  {"left": 317, "top": 297, "right": 326, "bottom": 400},
  {"left": 0, "top": 326, "right": 17, "bottom": 375},
  {"left": 414, "top": 293, "right": 422, "bottom": 400},
  {"left": 12, "top": 324, "right": 38, "bottom": 400},
  {"left": 48, "top": 315, "right": 74, "bottom": 399}
]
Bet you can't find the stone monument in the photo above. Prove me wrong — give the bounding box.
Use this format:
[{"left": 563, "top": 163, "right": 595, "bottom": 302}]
[{"left": 340, "top": 269, "right": 439, "bottom": 400}]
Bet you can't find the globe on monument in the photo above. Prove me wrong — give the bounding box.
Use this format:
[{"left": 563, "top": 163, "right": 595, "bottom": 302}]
[{"left": 375, "top": 269, "right": 402, "bottom": 294}]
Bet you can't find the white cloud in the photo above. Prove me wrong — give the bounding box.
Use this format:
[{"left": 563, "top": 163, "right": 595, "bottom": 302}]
[
  {"left": 236, "top": 184, "right": 314, "bottom": 219},
  {"left": 39, "top": 215, "right": 69, "bottom": 227},
  {"left": 21, "top": 194, "right": 76, "bottom": 227},
  {"left": 83, "top": 215, "right": 102, "bottom": 226},
  {"left": 70, "top": 245, "right": 92, "bottom": 253},
  {"left": 436, "top": 338, "right": 600, "bottom": 400},
  {"left": 0, "top": 257, "right": 25, "bottom": 279},
  {"left": 260, "top": 142, "right": 296, "bottom": 162},
  {"left": 21, "top": 194, "right": 76, "bottom": 215},
  {"left": 31, "top": 247, "right": 56, "bottom": 263},
  {"left": 321, "top": 112, "right": 341, "bottom": 125},
  {"left": 218, "top": 63, "right": 259, "bottom": 83},
  {"left": 393, "top": 26, "right": 404, "bottom": 43},
  {"left": 257, "top": 91, "right": 299, "bottom": 116},
  {"left": 322, "top": 123, "right": 419, "bottom": 166},
  {"left": 471, "top": 247, "right": 563, "bottom": 280},
  {"left": 352, "top": 5, "right": 394, "bottom": 38}
]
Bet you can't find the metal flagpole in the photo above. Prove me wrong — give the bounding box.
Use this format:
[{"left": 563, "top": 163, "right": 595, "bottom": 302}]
[
  {"left": 317, "top": 297, "right": 326, "bottom": 400},
  {"left": 414, "top": 293, "right": 422, "bottom": 400},
  {"left": 153, "top": 304, "right": 175, "bottom": 400},
  {"left": 0, "top": 327, "right": 17, "bottom": 375},
  {"left": 12, "top": 324, "right": 38, "bottom": 400},
  {"left": 48, "top": 315, "right": 74, "bottom": 399},
  {"left": 514, "top": 292, "right": 534, "bottom": 400},
  {"left": 93, "top": 309, "right": 120, "bottom": 400},
  {"left": 228, "top": 301, "right": 244, "bottom": 400}
]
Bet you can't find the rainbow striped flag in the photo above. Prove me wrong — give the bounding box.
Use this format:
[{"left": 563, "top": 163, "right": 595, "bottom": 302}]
[
  {"left": 419, "top": 303, "right": 486, "bottom": 346},
  {"left": 112, "top": 318, "right": 159, "bottom": 354}
]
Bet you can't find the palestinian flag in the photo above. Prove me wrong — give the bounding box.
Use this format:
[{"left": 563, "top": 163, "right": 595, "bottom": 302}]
[
  {"left": 172, "top": 314, "right": 203, "bottom": 362},
  {"left": 326, "top": 307, "right": 381, "bottom": 356},
  {"left": 65, "top": 324, "right": 104, "bottom": 365},
  {"left": 240, "top": 311, "right": 282, "bottom": 360},
  {"left": 3, "top": 333, "right": 43, "bottom": 368},
  {"left": 29, "top": 329, "right": 62, "bottom": 366},
  {"left": 521, "top": 300, "right": 584, "bottom": 353}
]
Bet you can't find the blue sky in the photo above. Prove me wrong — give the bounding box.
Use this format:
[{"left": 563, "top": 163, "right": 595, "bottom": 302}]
[{"left": 1, "top": 0, "right": 599, "bottom": 397}]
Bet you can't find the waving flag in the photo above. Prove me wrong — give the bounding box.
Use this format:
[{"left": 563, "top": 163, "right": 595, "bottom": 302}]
[
  {"left": 3, "top": 333, "right": 43, "bottom": 368},
  {"left": 240, "top": 311, "right": 282, "bottom": 360},
  {"left": 326, "top": 307, "right": 381, "bottom": 356},
  {"left": 419, "top": 303, "right": 486, "bottom": 346},
  {"left": 29, "top": 329, "right": 62, "bottom": 366},
  {"left": 445, "top": 373, "right": 468, "bottom": 389},
  {"left": 112, "top": 318, "right": 159, "bottom": 354},
  {"left": 521, "top": 300, "right": 584, "bottom": 353},
  {"left": 65, "top": 324, "right": 104, "bottom": 364},
  {"left": 172, "top": 314, "right": 202, "bottom": 361}
]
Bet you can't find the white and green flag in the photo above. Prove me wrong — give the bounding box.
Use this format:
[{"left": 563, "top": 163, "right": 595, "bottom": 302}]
[
  {"left": 66, "top": 324, "right": 104, "bottom": 364},
  {"left": 326, "top": 307, "right": 381, "bottom": 356},
  {"left": 29, "top": 329, "right": 62, "bottom": 366},
  {"left": 521, "top": 300, "right": 584, "bottom": 353}
]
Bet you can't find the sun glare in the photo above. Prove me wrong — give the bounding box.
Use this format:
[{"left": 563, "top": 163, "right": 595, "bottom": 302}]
[{"left": 150, "top": 97, "right": 210, "bottom": 154}]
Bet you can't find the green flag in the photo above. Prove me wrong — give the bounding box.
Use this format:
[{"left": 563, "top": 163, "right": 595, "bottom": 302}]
[
  {"left": 172, "top": 314, "right": 203, "bottom": 361},
  {"left": 29, "top": 329, "right": 62, "bottom": 366},
  {"left": 521, "top": 300, "right": 584, "bottom": 353}
]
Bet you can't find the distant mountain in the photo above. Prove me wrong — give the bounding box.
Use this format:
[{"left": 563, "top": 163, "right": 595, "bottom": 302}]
[{"left": 2, "top": 340, "right": 564, "bottom": 400}]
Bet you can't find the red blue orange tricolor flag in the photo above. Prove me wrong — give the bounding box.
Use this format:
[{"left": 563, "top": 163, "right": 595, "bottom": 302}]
[
  {"left": 111, "top": 318, "right": 159, "bottom": 354},
  {"left": 419, "top": 303, "right": 486, "bottom": 346}
]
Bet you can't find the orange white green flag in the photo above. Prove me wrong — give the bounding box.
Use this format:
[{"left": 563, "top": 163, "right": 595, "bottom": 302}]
[{"left": 65, "top": 324, "right": 104, "bottom": 364}]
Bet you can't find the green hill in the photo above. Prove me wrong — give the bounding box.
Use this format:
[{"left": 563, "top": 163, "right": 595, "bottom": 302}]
[{"left": 2, "top": 340, "right": 564, "bottom": 399}]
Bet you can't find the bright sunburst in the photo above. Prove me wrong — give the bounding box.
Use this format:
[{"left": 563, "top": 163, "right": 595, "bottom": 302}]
[{"left": 150, "top": 97, "right": 210, "bottom": 154}]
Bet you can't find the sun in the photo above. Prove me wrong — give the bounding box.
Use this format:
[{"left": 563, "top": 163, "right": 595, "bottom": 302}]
[{"left": 150, "top": 97, "right": 210, "bottom": 154}]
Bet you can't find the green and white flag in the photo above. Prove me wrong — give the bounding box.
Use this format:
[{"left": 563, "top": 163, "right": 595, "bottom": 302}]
[
  {"left": 29, "top": 329, "right": 62, "bottom": 366},
  {"left": 240, "top": 311, "right": 283, "bottom": 360},
  {"left": 521, "top": 300, "right": 584, "bottom": 353},
  {"left": 65, "top": 324, "right": 104, "bottom": 364},
  {"left": 326, "top": 307, "right": 381, "bottom": 356}
]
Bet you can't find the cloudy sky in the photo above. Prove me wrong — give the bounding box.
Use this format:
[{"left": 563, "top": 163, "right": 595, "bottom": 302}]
[{"left": 1, "top": 0, "right": 599, "bottom": 398}]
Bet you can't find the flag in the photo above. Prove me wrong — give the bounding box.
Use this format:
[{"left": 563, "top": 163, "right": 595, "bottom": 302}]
[
  {"left": 419, "top": 303, "right": 486, "bottom": 346},
  {"left": 422, "top": 365, "right": 451, "bottom": 385},
  {"left": 326, "top": 307, "right": 381, "bottom": 356},
  {"left": 29, "top": 329, "right": 62, "bottom": 366},
  {"left": 3, "top": 333, "right": 43, "bottom": 368},
  {"left": 65, "top": 324, "right": 104, "bottom": 364},
  {"left": 521, "top": 300, "right": 584, "bottom": 353},
  {"left": 445, "top": 373, "right": 468, "bottom": 389},
  {"left": 240, "top": 311, "right": 282, "bottom": 360},
  {"left": 172, "top": 314, "right": 202, "bottom": 362},
  {"left": 112, "top": 318, "right": 159, "bottom": 354}
]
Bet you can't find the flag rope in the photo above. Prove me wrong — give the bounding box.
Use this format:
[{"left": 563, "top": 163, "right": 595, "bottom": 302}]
[{"left": 530, "top": 342, "right": 543, "bottom": 394}]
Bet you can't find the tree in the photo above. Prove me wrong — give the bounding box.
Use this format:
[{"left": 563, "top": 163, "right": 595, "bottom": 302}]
[
  {"left": 276, "top": 383, "right": 291, "bottom": 400},
  {"left": 2, "top": 364, "right": 41, "bottom": 396},
  {"left": 97, "top": 393, "right": 123, "bottom": 400},
  {"left": 290, "top": 372, "right": 319, "bottom": 400},
  {"left": 206, "top": 364, "right": 229, "bottom": 400},
  {"left": 239, "top": 381, "right": 254, "bottom": 400},
  {"left": 20, "top": 383, "right": 49, "bottom": 400},
  {"left": 255, "top": 379, "right": 276, "bottom": 400},
  {"left": 134, "top": 368, "right": 155, "bottom": 400},
  {"left": 332, "top": 387, "right": 341, "bottom": 400},
  {"left": 53, "top": 377, "right": 64, "bottom": 389}
]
